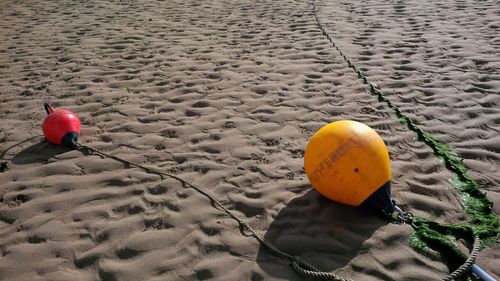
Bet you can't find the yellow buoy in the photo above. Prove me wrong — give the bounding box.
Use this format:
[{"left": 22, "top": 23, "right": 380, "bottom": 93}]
[{"left": 304, "top": 120, "right": 391, "bottom": 207}]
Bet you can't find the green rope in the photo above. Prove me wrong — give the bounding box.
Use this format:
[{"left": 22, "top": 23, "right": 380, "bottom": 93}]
[{"left": 311, "top": 0, "right": 499, "bottom": 273}]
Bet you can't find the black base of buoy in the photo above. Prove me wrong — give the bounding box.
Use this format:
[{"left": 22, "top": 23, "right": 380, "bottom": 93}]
[
  {"left": 61, "top": 131, "right": 79, "bottom": 148},
  {"left": 360, "top": 181, "right": 394, "bottom": 215}
]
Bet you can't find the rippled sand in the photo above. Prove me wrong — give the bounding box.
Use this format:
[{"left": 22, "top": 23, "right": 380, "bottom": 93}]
[{"left": 0, "top": 0, "right": 498, "bottom": 280}]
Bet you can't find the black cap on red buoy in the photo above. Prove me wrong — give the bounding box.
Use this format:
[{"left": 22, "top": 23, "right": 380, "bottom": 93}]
[{"left": 61, "top": 131, "right": 79, "bottom": 148}]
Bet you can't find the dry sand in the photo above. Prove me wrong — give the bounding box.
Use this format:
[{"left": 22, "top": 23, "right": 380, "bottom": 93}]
[{"left": 0, "top": 0, "right": 498, "bottom": 280}]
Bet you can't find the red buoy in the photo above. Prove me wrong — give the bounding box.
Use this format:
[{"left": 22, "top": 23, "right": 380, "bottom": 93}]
[{"left": 42, "top": 103, "right": 81, "bottom": 148}]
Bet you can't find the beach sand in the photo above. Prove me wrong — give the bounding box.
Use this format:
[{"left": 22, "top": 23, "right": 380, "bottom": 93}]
[{"left": 0, "top": 0, "right": 498, "bottom": 280}]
